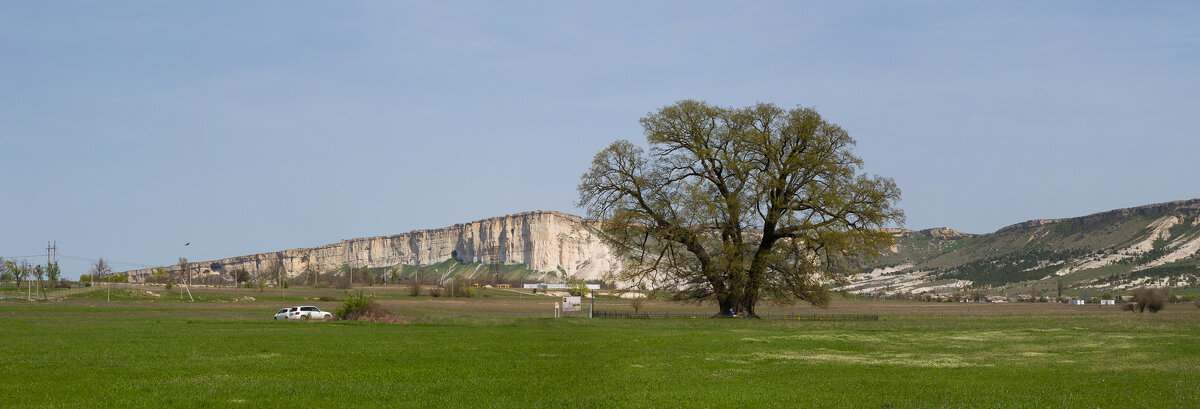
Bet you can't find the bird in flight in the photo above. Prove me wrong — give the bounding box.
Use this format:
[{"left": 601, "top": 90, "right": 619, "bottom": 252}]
[{"left": 185, "top": 242, "right": 190, "bottom": 246}]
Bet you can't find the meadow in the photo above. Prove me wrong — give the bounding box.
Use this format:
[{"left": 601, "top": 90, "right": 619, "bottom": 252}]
[{"left": 1, "top": 287, "right": 1198, "bottom": 408}]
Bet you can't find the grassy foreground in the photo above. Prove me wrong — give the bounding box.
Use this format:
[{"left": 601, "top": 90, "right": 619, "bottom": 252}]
[{"left": 2, "top": 296, "right": 1199, "bottom": 408}]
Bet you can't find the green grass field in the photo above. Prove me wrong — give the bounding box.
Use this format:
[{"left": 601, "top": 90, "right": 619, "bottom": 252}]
[{"left": 2, "top": 287, "right": 1199, "bottom": 408}]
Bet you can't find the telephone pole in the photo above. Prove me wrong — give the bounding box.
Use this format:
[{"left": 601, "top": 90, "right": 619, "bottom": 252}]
[{"left": 46, "top": 241, "right": 56, "bottom": 267}]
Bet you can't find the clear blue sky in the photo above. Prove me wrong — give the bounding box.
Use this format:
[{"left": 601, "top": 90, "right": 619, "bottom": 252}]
[{"left": 2, "top": 2, "right": 1197, "bottom": 278}]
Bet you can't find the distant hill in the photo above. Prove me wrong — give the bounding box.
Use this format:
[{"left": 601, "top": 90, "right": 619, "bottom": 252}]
[{"left": 845, "top": 199, "right": 1200, "bottom": 296}]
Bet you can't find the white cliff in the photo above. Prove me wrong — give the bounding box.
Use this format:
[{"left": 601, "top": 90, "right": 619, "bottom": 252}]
[{"left": 123, "top": 211, "right": 619, "bottom": 283}]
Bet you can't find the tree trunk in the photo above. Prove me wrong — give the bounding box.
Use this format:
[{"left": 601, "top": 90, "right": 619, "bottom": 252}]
[{"left": 715, "top": 297, "right": 735, "bottom": 318}]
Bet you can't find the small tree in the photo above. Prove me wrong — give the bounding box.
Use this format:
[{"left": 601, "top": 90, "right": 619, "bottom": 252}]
[
  {"left": 46, "top": 262, "right": 61, "bottom": 283},
  {"left": 266, "top": 259, "right": 286, "bottom": 288},
  {"left": 407, "top": 273, "right": 421, "bottom": 296},
  {"left": 33, "top": 264, "right": 45, "bottom": 298},
  {"left": 0, "top": 258, "right": 10, "bottom": 285},
  {"left": 7, "top": 260, "right": 27, "bottom": 289},
  {"left": 149, "top": 266, "right": 169, "bottom": 284},
  {"left": 230, "top": 268, "right": 250, "bottom": 287},
  {"left": 1133, "top": 288, "right": 1166, "bottom": 313},
  {"left": 176, "top": 257, "right": 191, "bottom": 297},
  {"left": 302, "top": 263, "right": 319, "bottom": 286},
  {"left": 630, "top": 297, "right": 645, "bottom": 313},
  {"left": 356, "top": 267, "right": 373, "bottom": 287},
  {"left": 567, "top": 281, "right": 590, "bottom": 297},
  {"left": 91, "top": 258, "right": 112, "bottom": 302},
  {"left": 388, "top": 267, "right": 400, "bottom": 286}
]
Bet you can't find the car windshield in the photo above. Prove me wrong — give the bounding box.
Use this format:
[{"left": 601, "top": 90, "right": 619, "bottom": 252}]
[
  {"left": 277, "top": 309, "right": 287, "bottom": 313},
  {"left": 289, "top": 308, "right": 297, "bottom": 312}
]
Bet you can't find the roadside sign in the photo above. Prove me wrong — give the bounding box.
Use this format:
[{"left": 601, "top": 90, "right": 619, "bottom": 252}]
[{"left": 562, "top": 296, "right": 581, "bottom": 312}]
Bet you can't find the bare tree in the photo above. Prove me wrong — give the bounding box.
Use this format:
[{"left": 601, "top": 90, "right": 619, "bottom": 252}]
[
  {"left": 302, "top": 258, "right": 319, "bottom": 286},
  {"left": 230, "top": 268, "right": 250, "bottom": 287},
  {"left": 91, "top": 258, "right": 112, "bottom": 302},
  {"left": 33, "top": 264, "right": 45, "bottom": 299},
  {"left": 176, "top": 257, "right": 190, "bottom": 298},
  {"left": 266, "top": 258, "right": 286, "bottom": 288},
  {"left": 630, "top": 297, "right": 645, "bottom": 314}
]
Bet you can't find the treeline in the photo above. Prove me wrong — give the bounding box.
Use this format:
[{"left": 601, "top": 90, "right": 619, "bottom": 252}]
[
  {"left": 938, "top": 248, "right": 1090, "bottom": 286},
  {"left": 0, "top": 258, "right": 70, "bottom": 298}
]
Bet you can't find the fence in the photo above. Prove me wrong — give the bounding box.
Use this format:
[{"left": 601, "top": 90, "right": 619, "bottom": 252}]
[
  {"left": 592, "top": 310, "right": 879, "bottom": 321},
  {"left": 0, "top": 282, "right": 151, "bottom": 301}
]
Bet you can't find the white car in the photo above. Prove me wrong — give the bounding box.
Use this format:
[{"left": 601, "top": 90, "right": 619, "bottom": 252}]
[{"left": 273, "top": 306, "right": 334, "bottom": 321}]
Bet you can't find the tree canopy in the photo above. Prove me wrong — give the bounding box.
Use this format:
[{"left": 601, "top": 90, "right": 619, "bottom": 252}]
[{"left": 578, "top": 100, "right": 903, "bottom": 317}]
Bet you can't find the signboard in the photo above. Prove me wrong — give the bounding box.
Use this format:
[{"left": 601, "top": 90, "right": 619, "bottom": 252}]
[{"left": 562, "top": 296, "right": 582, "bottom": 312}]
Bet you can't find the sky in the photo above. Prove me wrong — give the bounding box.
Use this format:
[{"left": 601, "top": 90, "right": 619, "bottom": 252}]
[{"left": 2, "top": 1, "right": 1197, "bottom": 279}]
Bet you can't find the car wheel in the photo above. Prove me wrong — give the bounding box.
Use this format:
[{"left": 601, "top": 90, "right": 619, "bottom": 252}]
[
  {"left": 274, "top": 317, "right": 278, "bottom": 321},
  {"left": 324, "top": 314, "right": 333, "bottom": 321}
]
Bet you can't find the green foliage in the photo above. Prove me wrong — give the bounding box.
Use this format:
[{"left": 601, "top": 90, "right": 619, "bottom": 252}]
[
  {"left": 335, "top": 290, "right": 374, "bottom": 319},
  {"left": 46, "top": 263, "right": 61, "bottom": 282},
  {"left": 399, "top": 259, "right": 543, "bottom": 285},
  {"left": 939, "top": 248, "right": 1088, "bottom": 286},
  {"left": 579, "top": 100, "right": 903, "bottom": 316},
  {"left": 149, "top": 266, "right": 170, "bottom": 284},
  {"left": 1132, "top": 288, "right": 1166, "bottom": 313},
  {"left": 447, "top": 278, "right": 476, "bottom": 297},
  {"left": 567, "top": 280, "right": 589, "bottom": 297}
]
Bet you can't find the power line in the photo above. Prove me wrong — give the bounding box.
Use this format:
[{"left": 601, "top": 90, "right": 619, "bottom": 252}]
[{"left": 0, "top": 254, "right": 45, "bottom": 259}]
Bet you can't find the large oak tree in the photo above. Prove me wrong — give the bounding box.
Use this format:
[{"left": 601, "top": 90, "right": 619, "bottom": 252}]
[{"left": 579, "top": 101, "right": 903, "bottom": 317}]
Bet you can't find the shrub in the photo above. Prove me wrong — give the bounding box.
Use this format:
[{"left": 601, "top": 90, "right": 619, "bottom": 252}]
[
  {"left": 317, "top": 296, "right": 339, "bottom": 302},
  {"left": 1133, "top": 288, "right": 1166, "bottom": 313},
  {"left": 428, "top": 288, "right": 442, "bottom": 297},
  {"left": 1194, "top": 298, "right": 1200, "bottom": 309},
  {"left": 313, "top": 281, "right": 330, "bottom": 289},
  {"left": 1122, "top": 303, "right": 1137, "bottom": 312},
  {"left": 336, "top": 290, "right": 373, "bottom": 319},
  {"left": 567, "top": 281, "right": 589, "bottom": 297},
  {"left": 407, "top": 278, "right": 421, "bottom": 296},
  {"left": 335, "top": 290, "right": 406, "bottom": 324},
  {"left": 448, "top": 278, "right": 475, "bottom": 298}
]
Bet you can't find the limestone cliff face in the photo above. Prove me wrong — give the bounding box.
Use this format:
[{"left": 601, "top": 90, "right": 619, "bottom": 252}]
[{"left": 123, "top": 211, "right": 619, "bottom": 283}]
